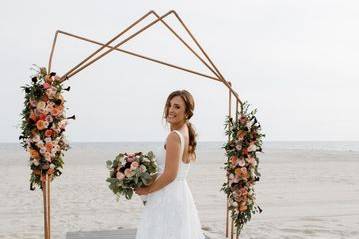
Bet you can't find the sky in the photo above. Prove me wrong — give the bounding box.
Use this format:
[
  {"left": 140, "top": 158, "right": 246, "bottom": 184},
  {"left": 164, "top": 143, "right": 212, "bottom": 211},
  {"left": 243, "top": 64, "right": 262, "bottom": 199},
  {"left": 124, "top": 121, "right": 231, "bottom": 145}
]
[{"left": 0, "top": 0, "right": 358, "bottom": 142}]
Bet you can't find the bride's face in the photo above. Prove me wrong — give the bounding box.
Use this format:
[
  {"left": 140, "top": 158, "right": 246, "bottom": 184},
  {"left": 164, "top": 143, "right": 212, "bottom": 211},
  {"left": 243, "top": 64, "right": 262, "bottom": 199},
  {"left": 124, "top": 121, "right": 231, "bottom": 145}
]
[{"left": 166, "top": 96, "right": 186, "bottom": 125}]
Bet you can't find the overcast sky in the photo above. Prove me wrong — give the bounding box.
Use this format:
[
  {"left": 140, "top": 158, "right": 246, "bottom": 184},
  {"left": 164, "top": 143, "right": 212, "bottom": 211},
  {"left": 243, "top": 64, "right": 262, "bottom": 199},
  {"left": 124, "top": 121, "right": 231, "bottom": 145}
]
[{"left": 1, "top": 0, "right": 358, "bottom": 142}]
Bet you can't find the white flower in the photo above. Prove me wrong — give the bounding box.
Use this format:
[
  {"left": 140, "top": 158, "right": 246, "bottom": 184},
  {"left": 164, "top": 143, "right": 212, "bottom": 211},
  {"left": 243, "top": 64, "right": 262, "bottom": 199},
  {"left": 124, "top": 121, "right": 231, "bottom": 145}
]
[
  {"left": 32, "top": 159, "right": 40, "bottom": 166},
  {"left": 59, "top": 119, "right": 67, "bottom": 129},
  {"left": 36, "top": 101, "right": 46, "bottom": 111},
  {"left": 40, "top": 147, "right": 46, "bottom": 155},
  {"left": 32, "top": 135, "right": 41, "bottom": 143},
  {"left": 139, "top": 165, "right": 147, "bottom": 173},
  {"left": 43, "top": 121, "right": 49, "bottom": 128},
  {"left": 46, "top": 87, "right": 57, "bottom": 98},
  {"left": 50, "top": 164, "right": 55, "bottom": 169},
  {"left": 44, "top": 152, "right": 51, "bottom": 161},
  {"left": 44, "top": 137, "right": 52, "bottom": 143},
  {"left": 246, "top": 121, "right": 252, "bottom": 129},
  {"left": 46, "top": 115, "right": 53, "bottom": 123},
  {"left": 235, "top": 144, "right": 242, "bottom": 151},
  {"left": 36, "top": 141, "right": 44, "bottom": 148},
  {"left": 233, "top": 176, "right": 240, "bottom": 183},
  {"left": 238, "top": 159, "right": 246, "bottom": 167}
]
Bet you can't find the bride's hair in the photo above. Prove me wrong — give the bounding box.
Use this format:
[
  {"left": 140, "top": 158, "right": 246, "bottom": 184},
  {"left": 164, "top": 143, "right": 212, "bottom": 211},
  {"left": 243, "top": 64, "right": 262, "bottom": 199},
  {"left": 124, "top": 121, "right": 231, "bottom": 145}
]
[{"left": 163, "top": 90, "right": 197, "bottom": 162}]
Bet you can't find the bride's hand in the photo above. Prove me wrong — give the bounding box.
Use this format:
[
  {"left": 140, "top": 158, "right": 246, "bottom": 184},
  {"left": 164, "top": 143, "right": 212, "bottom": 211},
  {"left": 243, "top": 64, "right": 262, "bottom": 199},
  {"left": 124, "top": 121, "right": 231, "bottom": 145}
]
[{"left": 134, "top": 186, "right": 150, "bottom": 195}]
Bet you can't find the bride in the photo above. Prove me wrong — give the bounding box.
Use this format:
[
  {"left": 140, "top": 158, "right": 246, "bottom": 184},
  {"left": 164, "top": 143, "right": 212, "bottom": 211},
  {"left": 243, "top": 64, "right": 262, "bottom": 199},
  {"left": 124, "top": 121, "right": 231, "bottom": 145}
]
[{"left": 134, "top": 90, "right": 206, "bottom": 239}]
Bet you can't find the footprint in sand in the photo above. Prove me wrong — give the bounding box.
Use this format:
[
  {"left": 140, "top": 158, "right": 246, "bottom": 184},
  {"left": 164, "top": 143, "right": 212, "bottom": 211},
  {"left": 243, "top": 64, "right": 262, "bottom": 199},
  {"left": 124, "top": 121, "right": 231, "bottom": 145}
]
[{"left": 202, "top": 225, "right": 212, "bottom": 231}]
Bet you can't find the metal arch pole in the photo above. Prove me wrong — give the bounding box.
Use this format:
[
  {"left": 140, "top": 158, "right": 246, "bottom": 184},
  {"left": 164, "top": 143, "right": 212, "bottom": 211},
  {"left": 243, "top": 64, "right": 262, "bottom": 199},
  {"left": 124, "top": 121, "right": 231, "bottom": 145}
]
[
  {"left": 42, "top": 174, "right": 49, "bottom": 239},
  {"left": 60, "top": 11, "right": 174, "bottom": 81},
  {"left": 48, "top": 10, "right": 243, "bottom": 107},
  {"left": 47, "top": 175, "right": 51, "bottom": 239},
  {"left": 48, "top": 10, "right": 155, "bottom": 80},
  {"left": 226, "top": 81, "right": 232, "bottom": 238},
  {"left": 48, "top": 30, "right": 221, "bottom": 82}
]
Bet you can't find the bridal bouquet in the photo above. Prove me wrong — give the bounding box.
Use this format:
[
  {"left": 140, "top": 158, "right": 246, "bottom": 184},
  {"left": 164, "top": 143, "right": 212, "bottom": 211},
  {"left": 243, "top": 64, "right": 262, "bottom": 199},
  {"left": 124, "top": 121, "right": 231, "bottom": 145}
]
[
  {"left": 221, "top": 101, "right": 265, "bottom": 234},
  {"left": 19, "top": 65, "right": 74, "bottom": 190},
  {"left": 106, "top": 151, "right": 158, "bottom": 201}
]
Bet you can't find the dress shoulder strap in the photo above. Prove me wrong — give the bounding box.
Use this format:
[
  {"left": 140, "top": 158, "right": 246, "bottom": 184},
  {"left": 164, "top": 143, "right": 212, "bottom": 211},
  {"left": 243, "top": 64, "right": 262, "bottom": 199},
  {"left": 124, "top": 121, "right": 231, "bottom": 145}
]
[{"left": 173, "top": 130, "right": 185, "bottom": 158}]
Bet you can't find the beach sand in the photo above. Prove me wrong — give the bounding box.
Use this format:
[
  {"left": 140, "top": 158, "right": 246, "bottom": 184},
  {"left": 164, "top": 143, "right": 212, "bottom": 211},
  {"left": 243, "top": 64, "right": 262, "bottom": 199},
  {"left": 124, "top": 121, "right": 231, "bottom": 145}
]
[{"left": 0, "top": 142, "right": 358, "bottom": 239}]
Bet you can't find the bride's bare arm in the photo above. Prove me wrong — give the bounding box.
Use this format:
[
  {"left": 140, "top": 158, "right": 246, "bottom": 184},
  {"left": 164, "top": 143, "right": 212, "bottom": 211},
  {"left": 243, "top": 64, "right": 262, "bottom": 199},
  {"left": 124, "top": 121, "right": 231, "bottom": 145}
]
[{"left": 147, "top": 132, "right": 181, "bottom": 194}]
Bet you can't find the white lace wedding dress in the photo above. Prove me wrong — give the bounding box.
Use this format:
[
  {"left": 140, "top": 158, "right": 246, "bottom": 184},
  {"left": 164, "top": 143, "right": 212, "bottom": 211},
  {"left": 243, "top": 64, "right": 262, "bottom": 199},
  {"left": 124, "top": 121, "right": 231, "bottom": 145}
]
[{"left": 135, "top": 130, "right": 206, "bottom": 239}]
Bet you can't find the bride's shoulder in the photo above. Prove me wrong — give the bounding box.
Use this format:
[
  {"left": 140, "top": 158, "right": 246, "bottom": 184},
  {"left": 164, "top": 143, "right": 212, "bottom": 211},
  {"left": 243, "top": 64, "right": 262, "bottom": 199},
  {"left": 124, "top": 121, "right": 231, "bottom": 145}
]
[{"left": 166, "top": 131, "right": 181, "bottom": 144}]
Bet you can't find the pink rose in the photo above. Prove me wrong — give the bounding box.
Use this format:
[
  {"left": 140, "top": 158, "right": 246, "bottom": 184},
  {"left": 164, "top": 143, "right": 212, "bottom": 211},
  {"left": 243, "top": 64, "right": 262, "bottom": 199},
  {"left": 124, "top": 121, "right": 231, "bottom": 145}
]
[
  {"left": 239, "top": 116, "right": 247, "bottom": 124},
  {"left": 43, "top": 82, "right": 51, "bottom": 89},
  {"left": 238, "top": 159, "right": 246, "bottom": 167},
  {"left": 130, "top": 161, "right": 139, "bottom": 169},
  {"left": 247, "top": 156, "right": 257, "bottom": 166},
  {"left": 116, "top": 171, "right": 125, "bottom": 180},
  {"left": 248, "top": 142, "right": 257, "bottom": 152},
  {"left": 240, "top": 187, "right": 248, "bottom": 196},
  {"left": 124, "top": 168, "right": 131, "bottom": 177}
]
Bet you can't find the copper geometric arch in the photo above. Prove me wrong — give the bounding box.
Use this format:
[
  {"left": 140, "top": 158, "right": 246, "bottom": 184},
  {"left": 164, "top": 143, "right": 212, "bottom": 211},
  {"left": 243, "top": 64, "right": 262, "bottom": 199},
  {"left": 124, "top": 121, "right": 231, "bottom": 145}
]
[{"left": 47, "top": 10, "right": 243, "bottom": 239}]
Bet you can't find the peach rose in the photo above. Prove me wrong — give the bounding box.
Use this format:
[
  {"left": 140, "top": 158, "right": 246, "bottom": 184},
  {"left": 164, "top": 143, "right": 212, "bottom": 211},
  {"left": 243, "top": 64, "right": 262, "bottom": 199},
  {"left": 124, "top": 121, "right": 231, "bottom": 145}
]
[
  {"left": 45, "top": 142, "right": 53, "bottom": 152},
  {"left": 51, "top": 107, "right": 61, "bottom": 117},
  {"left": 236, "top": 130, "right": 246, "bottom": 140},
  {"left": 230, "top": 156, "right": 238, "bottom": 165},
  {"left": 235, "top": 168, "right": 242, "bottom": 176},
  {"left": 240, "top": 187, "right": 248, "bottom": 196},
  {"left": 47, "top": 168, "right": 55, "bottom": 175},
  {"left": 36, "top": 120, "right": 47, "bottom": 130},
  {"left": 29, "top": 111, "right": 37, "bottom": 122},
  {"left": 124, "top": 168, "right": 131, "bottom": 177},
  {"left": 240, "top": 167, "right": 248, "bottom": 179},
  {"left": 239, "top": 204, "right": 248, "bottom": 212},
  {"left": 30, "top": 149, "right": 40, "bottom": 159},
  {"left": 116, "top": 171, "right": 125, "bottom": 180}
]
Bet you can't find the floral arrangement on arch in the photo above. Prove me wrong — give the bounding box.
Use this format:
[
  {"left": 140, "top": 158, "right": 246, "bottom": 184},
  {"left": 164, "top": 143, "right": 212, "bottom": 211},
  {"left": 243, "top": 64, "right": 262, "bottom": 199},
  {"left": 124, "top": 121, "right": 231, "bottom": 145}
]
[
  {"left": 106, "top": 151, "right": 158, "bottom": 201},
  {"left": 220, "top": 101, "right": 265, "bottom": 234},
  {"left": 19, "top": 65, "right": 74, "bottom": 190}
]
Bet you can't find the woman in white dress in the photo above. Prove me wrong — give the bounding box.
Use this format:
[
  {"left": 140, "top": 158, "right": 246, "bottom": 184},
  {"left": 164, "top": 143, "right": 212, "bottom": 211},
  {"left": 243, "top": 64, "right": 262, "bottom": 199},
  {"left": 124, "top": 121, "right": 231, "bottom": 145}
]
[{"left": 134, "top": 90, "right": 206, "bottom": 239}]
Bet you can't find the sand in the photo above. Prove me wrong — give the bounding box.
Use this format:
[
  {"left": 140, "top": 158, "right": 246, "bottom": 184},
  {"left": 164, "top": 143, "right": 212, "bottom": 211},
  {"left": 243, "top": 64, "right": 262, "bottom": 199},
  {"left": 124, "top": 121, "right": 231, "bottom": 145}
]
[{"left": 0, "top": 142, "right": 358, "bottom": 239}]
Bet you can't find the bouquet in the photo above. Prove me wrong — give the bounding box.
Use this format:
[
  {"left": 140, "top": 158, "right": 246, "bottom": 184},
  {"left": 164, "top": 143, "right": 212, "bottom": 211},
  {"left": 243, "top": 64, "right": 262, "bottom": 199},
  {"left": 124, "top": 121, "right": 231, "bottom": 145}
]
[
  {"left": 19, "top": 65, "right": 74, "bottom": 190},
  {"left": 106, "top": 151, "right": 158, "bottom": 204}
]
